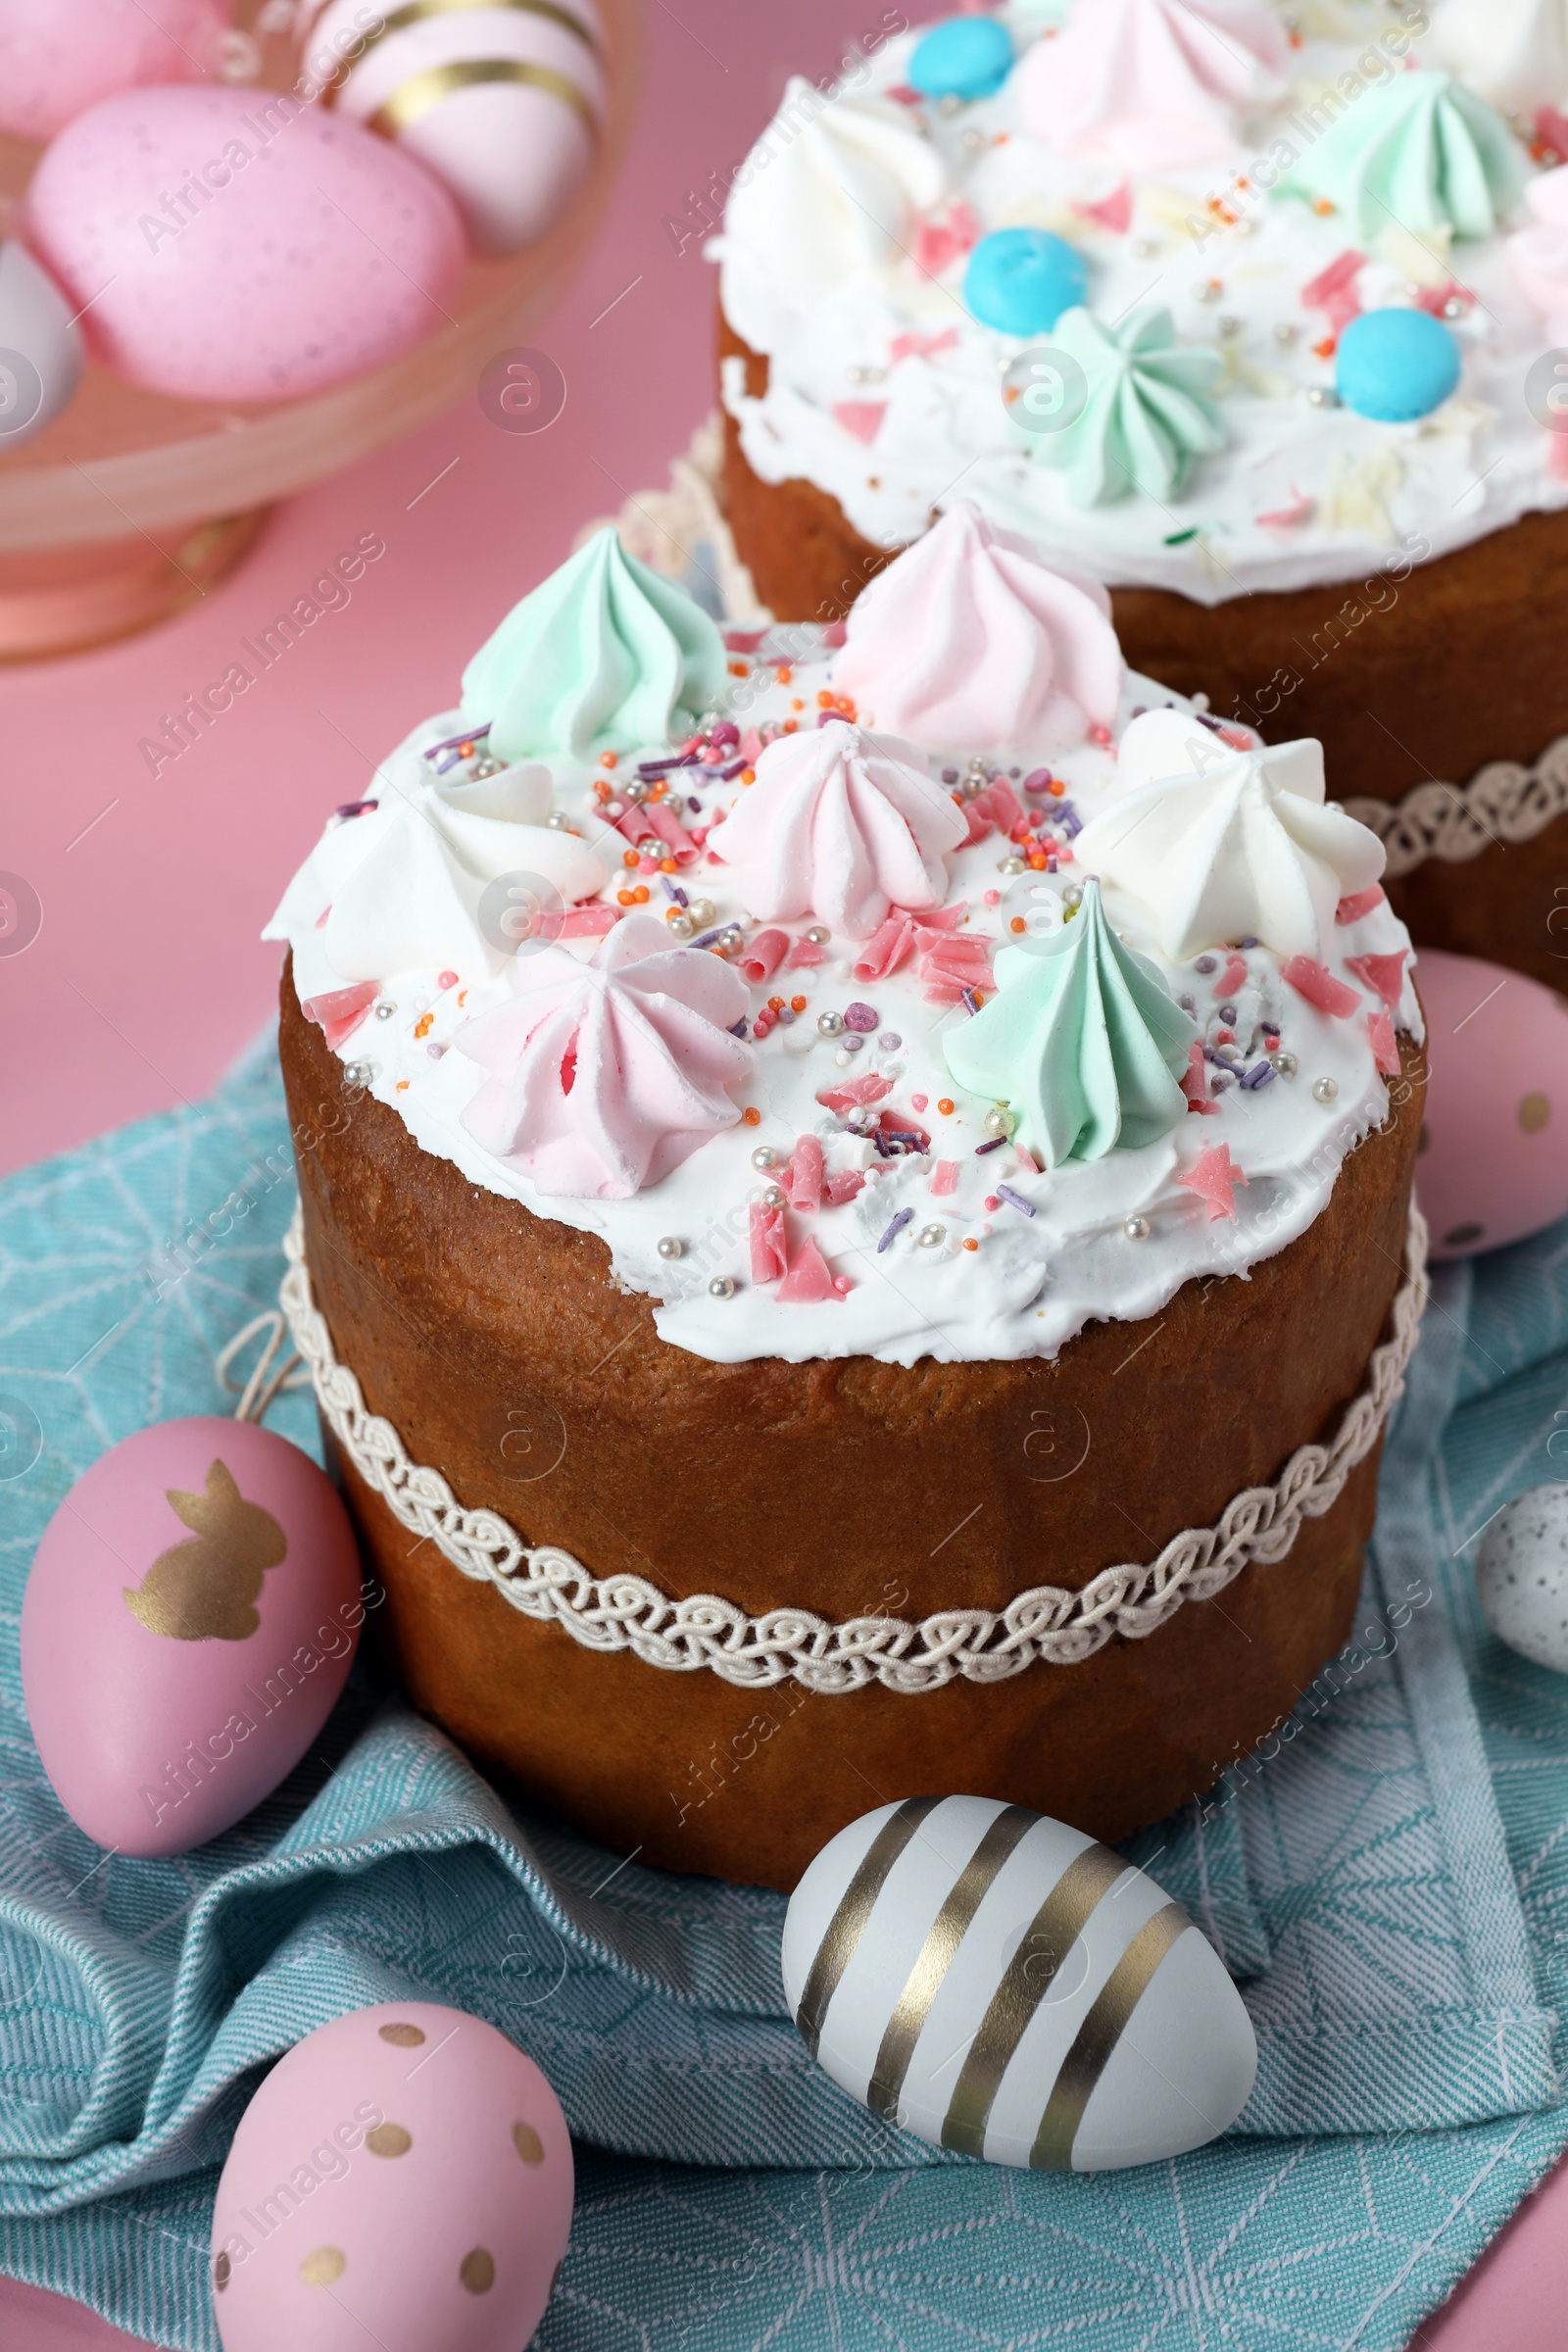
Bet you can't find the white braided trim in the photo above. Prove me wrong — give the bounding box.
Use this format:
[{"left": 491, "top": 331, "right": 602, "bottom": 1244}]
[
  {"left": 279, "top": 1200, "right": 1428, "bottom": 1693},
  {"left": 1346, "top": 732, "right": 1568, "bottom": 878}
]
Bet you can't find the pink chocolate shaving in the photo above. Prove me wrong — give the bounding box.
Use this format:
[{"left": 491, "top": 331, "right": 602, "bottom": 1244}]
[
  {"left": 739, "top": 927, "right": 790, "bottom": 985},
  {"left": 1346, "top": 950, "right": 1407, "bottom": 1007},
  {"left": 1283, "top": 956, "right": 1360, "bottom": 1018},
  {"left": 853, "top": 915, "right": 916, "bottom": 981},
  {"left": 791, "top": 1134, "right": 824, "bottom": 1209},
  {"left": 750, "top": 1203, "right": 788, "bottom": 1284},
  {"left": 930, "top": 1159, "right": 958, "bottom": 1197},
  {"left": 776, "top": 1237, "right": 841, "bottom": 1302},
  {"left": 1367, "top": 1007, "right": 1400, "bottom": 1076},
  {"left": 1335, "top": 885, "right": 1386, "bottom": 923}
]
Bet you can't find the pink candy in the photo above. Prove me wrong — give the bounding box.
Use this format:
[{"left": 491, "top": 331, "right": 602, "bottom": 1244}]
[{"left": 1283, "top": 956, "right": 1361, "bottom": 1019}]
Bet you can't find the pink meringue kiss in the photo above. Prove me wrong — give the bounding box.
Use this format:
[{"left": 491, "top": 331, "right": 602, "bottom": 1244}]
[
  {"left": 705, "top": 719, "right": 967, "bottom": 940},
  {"left": 455, "top": 913, "right": 752, "bottom": 1198},
  {"left": 1508, "top": 166, "right": 1568, "bottom": 346},
  {"left": 1019, "top": 0, "right": 1289, "bottom": 169},
  {"left": 832, "top": 502, "right": 1125, "bottom": 752}
]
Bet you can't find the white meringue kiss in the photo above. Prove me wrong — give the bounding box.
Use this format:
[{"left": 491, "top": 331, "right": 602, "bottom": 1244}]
[
  {"left": 706, "top": 717, "right": 967, "bottom": 939},
  {"left": 833, "top": 502, "right": 1124, "bottom": 752},
  {"left": 318, "top": 761, "right": 606, "bottom": 983},
  {"left": 721, "top": 77, "right": 946, "bottom": 305},
  {"left": 1075, "top": 710, "right": 1385, "bottom": 962},
  {"left": 456, "top": 913, "right": 752, "bottom": 1198}
]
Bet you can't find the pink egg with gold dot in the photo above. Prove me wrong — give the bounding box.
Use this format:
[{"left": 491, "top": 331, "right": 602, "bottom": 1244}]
[
  {"left": 0, "top": 0, "right": 231, "bottom": 142},
  {"left": 1417, "top": 950, "right": 1568, "bottom": 1260},
  {"left": 21, "top": 1416, "right": 363, "bottom": 1856},
  {"left": 211, "top": 2002, "right": 573, "bottom": 2352},
  {"left": 26, "top": 84, "right": 466, "bottom": 401}
]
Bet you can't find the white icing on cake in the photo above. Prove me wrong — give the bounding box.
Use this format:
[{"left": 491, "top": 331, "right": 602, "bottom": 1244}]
[
  {"left": 266, "top": 642, "right": 1422, "bottom": 1369},
  {"left": 712, "top": 3, "right": 1568, "bottom": 607}
]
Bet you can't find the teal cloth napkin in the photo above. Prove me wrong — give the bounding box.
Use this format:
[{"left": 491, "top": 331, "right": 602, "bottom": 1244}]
[{"left": 0, "top": 1033, "right": 1565, "bottom": 2351}]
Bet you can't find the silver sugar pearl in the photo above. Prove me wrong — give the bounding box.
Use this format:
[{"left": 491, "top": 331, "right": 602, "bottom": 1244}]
[
  {"left": 805, "top": 925, "right": 831, "bottom": 946},
  {"left": 817, "top": 1009, "right": 846, "bottom": 1038},
  {"left": 983, "top": 1104, "right": 1016, "bottom": 1139},
  {"left": 545, "top": 808, "right": 569, "bottom": 829},
  {"left": 687, "top": 897, "right": 716, "bottom": 926},
  {"left": 1443, "top": 295, "right": 1465, "bottom": 319},
  {"left": 998, "top": 854, "right": 1026, "bottom": 877},
  {"left": 938, "top": 92, "right": 962, "bottom": 116},
  {"left": 621, "top": 777, "right": 647, "bottom": 804},
  {"left": 917, "top": 1222, "right": 947, "bottom": 1249},
  {"left": 709, "top": 1275, "right": 736, "bottom": 1299},
  {"left": 665, "top": 910, "right": 694, "bottom": 939},
  {"left": 342, "top": 1060, "right": 374, "bottom": 1089},
  {"left": 1268, "top": 1050, "right": 1298, "bottom": 1077},
  {"left": 751, "top": 1145, "right": 780, "bottom": 1170},
  {"left": 1312, "top": 1075, "right": 1339, "bottom": 1102},
  {"left": 468, "top": 754, "right": 501, "bottom": 779},
  {"left": 718, "top": 924, "right": 743, "bottom": 952},
  {"left": 961, "top": 124, "right": 987, "bottom": 151},
  {"left": 374, "top": 1001, "right": 395, "bottom": 1020},
  {"left": 657, "top": 1235, "right": 685, "bottom": 1259},
  {"left": 1306, "top": 385, "right": 1341, "bottom": 408},
  {"left": 1217, "top": 314, "right": 1243, "bottom": 339},
  {"left": 834, "top": 1046, "right": 856, "bottom": 1067},
  {"left": 760, "top": 1185, "right": 787, "bottom": 1211},
  {"left": 1273, "top": 322, "right": 1299, "bottom": 346},
  {"left": 1125, "top": 1215, "right": 1151, "bottom": 1241},
  {"left": 1062, "top": 883, "right": 1084, "bottom": 910}
]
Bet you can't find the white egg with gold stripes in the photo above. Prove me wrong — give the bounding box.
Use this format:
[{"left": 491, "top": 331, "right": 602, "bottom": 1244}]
[
  {"left": 782, "top": 1796, "right": 1257, "bottom": 2170},
  {"left": 300, "top": 0, "right": 605, "bottom": 255}
]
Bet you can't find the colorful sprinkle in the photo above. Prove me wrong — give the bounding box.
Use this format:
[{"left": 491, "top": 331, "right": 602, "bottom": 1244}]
[
  {"left": 878, "top": 1207, "right": 914, "bottom": 1252},
  {"left": 996, "top": 1184, "right": 1035, "bottom": 1217}
]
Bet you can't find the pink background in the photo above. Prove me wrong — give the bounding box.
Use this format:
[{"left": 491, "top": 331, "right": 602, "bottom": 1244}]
[{"left": 2, "top": 1, "right": 1564, "bottom": 2342}]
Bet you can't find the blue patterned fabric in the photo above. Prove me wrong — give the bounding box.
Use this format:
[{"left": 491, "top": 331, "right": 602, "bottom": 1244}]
[{"left": 1, "top": 1034, "right": 1565, "bottom": 2352}]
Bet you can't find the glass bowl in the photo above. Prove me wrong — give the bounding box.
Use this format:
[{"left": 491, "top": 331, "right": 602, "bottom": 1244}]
[{"left": 0, "top": 0, "right": 641, "bottom": 661}]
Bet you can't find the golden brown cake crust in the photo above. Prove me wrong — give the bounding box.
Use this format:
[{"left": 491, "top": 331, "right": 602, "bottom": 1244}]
[
  {"left": 718, "top": 314, "right": 1568, "bottom": 996},
  {"left": 281, "top": 962, "right": 1423, "bottom": 1889}
]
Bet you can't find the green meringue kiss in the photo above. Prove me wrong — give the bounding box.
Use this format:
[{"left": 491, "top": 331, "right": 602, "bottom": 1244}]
[
  {"left": 944, "top": 881, "right": 1198, "bottom": 1170},
  {"left": 1278, "top": 70, "right": 1521, "bottom": 242},
  {"left": 462, "top": 528, "right": 728, "bottom": 762},
  {"left": 1026, "top": 305, "right": 1225, "bottom": 508}
]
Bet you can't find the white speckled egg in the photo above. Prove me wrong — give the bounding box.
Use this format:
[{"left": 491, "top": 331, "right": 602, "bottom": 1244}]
[
  {"left": 212, "top": 2000, "right": 573, "bottom": 2351},
  {"left": 782, "top": 1795, "right": 1256, "bottom": 2171},
  {"left": 1477, "top": 1484, "right": 1568, "bottom": 1674},
  {"left": 1417, "top": 950, "right": 1568, "bottom": 1262},
  {"left": 300, "top": 0, "right": 605, "bottom": 255},
  {"left": 0, "top": 240, "right": 83, "bottom": 449}
]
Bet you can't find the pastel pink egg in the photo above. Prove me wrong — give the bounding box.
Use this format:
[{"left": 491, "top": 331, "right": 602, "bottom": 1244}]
[
  {"left": 305, "top": 0, "right": 604, "bottom": 254},
  {"left": 1417, "top": 950, "right": 1568, "bottom": 1261},
  {"left": 26, "top": 85, "right": 466, "bottom": 402},
  {"left": 211, "top": 2001, "right": 573, "bottom": 2352},
  {"left": 21, "top": 1417, "right": 363, "bottom": 1856},
  {"left": 0, "top": 0, "right": 231, "bottom": 142}
]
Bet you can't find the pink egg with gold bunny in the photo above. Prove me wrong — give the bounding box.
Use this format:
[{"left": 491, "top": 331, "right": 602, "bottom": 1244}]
[
  {"left": 21, "top": 1416, "right": 363, "bottom": 1856},
  {"left": 1417, "top": 950, "right": 1568, "bottom": 1261},
  {"left": 211, "top": 2002, "right": 573, "bottom": 2352}
]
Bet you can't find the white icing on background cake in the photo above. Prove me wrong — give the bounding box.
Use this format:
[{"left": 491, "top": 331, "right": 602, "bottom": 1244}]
[
  {"left": 266, "top": 643, "right": 1422, "bottom": 1368},
  {"left": 712, "top": 3, "right": 1568, "bottom": 606}
]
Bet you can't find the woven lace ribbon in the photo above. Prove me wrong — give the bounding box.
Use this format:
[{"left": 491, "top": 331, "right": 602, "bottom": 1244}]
[
  {"left": 1345, "top": 733, "right": 1568, "bottom": 877},
  {"left": 279, "top": 1200, "right": 1429, "bottom": 1694}
]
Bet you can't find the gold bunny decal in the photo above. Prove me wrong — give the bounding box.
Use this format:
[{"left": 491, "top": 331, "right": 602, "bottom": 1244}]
[{"left": 122, "top": 1458, "right": 287, "bottom": 1642}]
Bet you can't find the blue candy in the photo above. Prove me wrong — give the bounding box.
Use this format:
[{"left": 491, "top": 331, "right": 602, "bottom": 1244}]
[
  {"left": 907, "top": 15, "right": 1014, "bottom": 100},
  {"left": 1335, "top": 306, "right": 1461, "bottom": 422},
  {"left": 963, "top": 228, "right": 1089, "bottom": 336}
]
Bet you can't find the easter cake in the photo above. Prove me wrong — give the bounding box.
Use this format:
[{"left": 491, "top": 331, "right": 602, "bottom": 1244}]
[
  {"left": 269, "top": 512, "right": 1427, "bottom": 1891},
  {"left": 710, "top": 0, "right": 1568, "bottom": 993}
]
